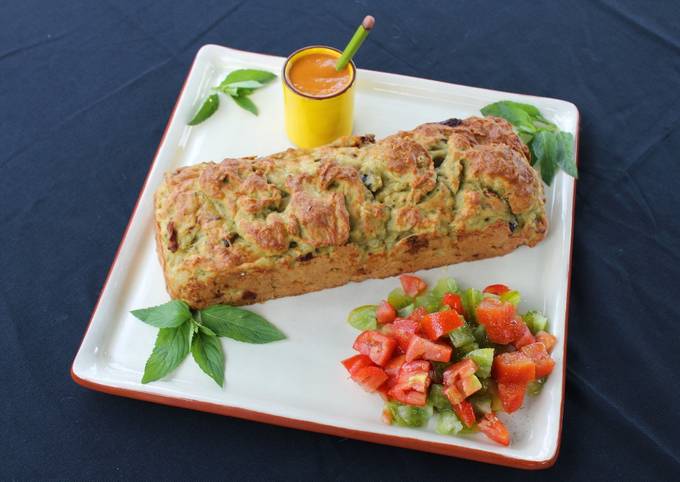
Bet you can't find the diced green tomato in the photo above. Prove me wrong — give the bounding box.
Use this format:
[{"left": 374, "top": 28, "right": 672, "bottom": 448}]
[
  {"left": 449, "top": 325, "right": 475, "bottom": 348},
  {"left": 464, "top": 348, "right": 495, "bottom": 378},
  {"left": 473, "top": 324, "right": 488, "bottom": 345},
  {"left": 347, "top": 305, "right": 378, "bottom": 330},
  {"left": 398, "top": 303, "right": 415, "bottom": 318},
  {"left": 414, "top": 291, "right": 441, "bottom": 313},
  {"left": 388, "top": 288, "right": 413, "bottom": 310},
  {"left": 431, "top": 277, "right": 459, "bottom": 300},
  {"left": 462, "top": 288, "right": 484, "bottom": 322},
  {"left": 384, "top": 402, "right": 432, "bottom": 427},
  {"left": 458, "top": 425, "right": 480, "bottom": 434},
  {"left": 435, "top": 409, "right": 464, "bottom": 435},
  {"left": 484, "top": 379, "right": 504, "bottom": 412},
  {"left": 527, "top": 377, "right": 546, "bottom": 396},
  {"left": 458, "top": 374, "right": 482, "bottom": 397},
  {"left": 429, "top": 384, "right": 452, "bottom": 411},
  {"left": 523, "top": 310, "right": 548, "bottom": 334},
  {"left": 456, "top": 342, "right": 480, "bottom": 357},
  {"left": 470, "top": 393, "right": 492, "bottom": 415},
  {"left": 499, "top": 290, "right": 521, "bottom": 306}
]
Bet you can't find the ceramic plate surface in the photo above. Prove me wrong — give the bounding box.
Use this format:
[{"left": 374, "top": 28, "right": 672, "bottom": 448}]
[{"left": 72, "top": 44, "right": 578, "bottom": 469}]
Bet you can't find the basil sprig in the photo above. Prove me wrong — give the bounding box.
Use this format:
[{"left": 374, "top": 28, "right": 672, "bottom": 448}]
[
  {"left": 131, "top": 300, "right": 286, "bottom": 386},
  {"left": 187, "top": 69, "right": 276, "bottom": 125},
  {"left": 480, "top": 100, "right": 577, "bottom": 185}
]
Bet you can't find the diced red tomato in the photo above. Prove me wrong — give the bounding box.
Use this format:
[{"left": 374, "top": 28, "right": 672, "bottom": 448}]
[
  {"left": 483, "top": 283, "right": 511, "bottom": 296},
  {"left": 478, "top": 413, "right": 510, "bottom": 446},
  {"left": 408, "top": 306, "right": 428, "bottom": 323},
  {"left": 476, "top": 298, "right": 525, "bottom": 344},
  {"left": 492, "top": 351, "right": 536, "bottom": 383},
  {"left": 387, "top": 359, "right": 431, "bottom": 406},
  {"left": 520, "top": 342, "right": 556, "bottom": 378},
  {"left": 400, "top": 274, "right": 428, "bottom": 297},
  {"left": 390, "top": 318, "right": 420, "bottom": 351},
  {"left": 341, "top": 354, "right": 373, "bottom": 375},
  {"left": 388, "top": 385, "right": 428, "bottom": 406},
  {"left": 536, "top": 331, "right": 557, "bottom": 353},
  {"left": 452, "top": 401, "right": 477, "bottom": 428},
  {"left": 497, "top": 382, "right": 527, "bottom": 413},
  {"left": 476, "top": 297, "right": 515, "bottom": 325},
  {"left": 353, "top": 330, "right": 398, "bottom": 366},
  {"left": 442, "top": 359, "right": 478, "bottom": 386},
  {"left": 458, "top": 374, "right": 482, "bottom": 398},
  {"left": 376, "top": 300, "right": 397, "bottom": 324},
  {"left": 405, "top": 335, "right": 452, "bottom": 363},
  {"left": 396, "top": 360, "right": 431, "bottom": 392},
  {"left": 420, "top": 310, "right": 464, "bottom": 340},
  {"left": 351, "top": 366, "right": 389, "bottom": 393},
  {"left": 444, "top": 384, "right": 465, "bottom": 404},
  {"left": 442, "top": 292, "right": 464, "bottom": 314},
  {"left": 384, "top": 354, "right": 406, "bottom": 377},
  {"left": 513, "top": 323, "right": 536, "bottom": 349}
]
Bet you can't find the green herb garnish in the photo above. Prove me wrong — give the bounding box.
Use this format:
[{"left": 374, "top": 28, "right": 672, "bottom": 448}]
[
  {"left": 480, "top": 100, "right": 577, "bottom": 185},
  {"left": 187, "top": 69, "right": 276, "bottom": 125},
  {"left": 132, "top": 299, "right": 286, "bottom": 386}
]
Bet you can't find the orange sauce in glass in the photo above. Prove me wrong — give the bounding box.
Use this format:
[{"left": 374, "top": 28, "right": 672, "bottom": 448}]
[{"left": 288, "top": 53, "right": 352, "bottom": 97}]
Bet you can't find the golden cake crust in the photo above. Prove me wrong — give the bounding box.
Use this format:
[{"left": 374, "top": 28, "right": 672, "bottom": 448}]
[{"left": 154, "top": 117, "right": 548, "bottom": 308}]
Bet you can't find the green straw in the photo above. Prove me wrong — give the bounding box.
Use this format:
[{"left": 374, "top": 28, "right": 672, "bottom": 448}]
[{"left": 335, "top": 15, "right": 375, "bottom": 71}]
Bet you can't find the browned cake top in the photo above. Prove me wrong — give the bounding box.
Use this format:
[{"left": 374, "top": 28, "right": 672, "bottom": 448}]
[{"left": 154, "top": 116, "right": 546, "bottom": 281}]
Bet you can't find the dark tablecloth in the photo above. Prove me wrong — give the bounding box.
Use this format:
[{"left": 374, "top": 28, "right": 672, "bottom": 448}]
[{"left": 2, "top": 0, "right": 679, "bottom": 479}]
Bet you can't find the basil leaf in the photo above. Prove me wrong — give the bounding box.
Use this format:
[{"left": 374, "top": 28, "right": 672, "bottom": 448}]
[
  {"left": 480, "top": 101, "right": 539, "bottom": 133},
  {"left": 191, "top": 330, "right": 225, "bottom": 386},
  {"left": 481, "top": 100, "right": 555, "bottom": 130},
  {"left": 188, "top": 94, "right": 219, "bottom": 126},
  {"left": 198, "top": 323, "right": 217, "bottom": 337},
  {"left": 556, "top": 131, "right": 578, "bottom": 177},
  {"left": 131, "top": 300, "right": 191, "bottom": 328},
  {"left": 532, "top": 130, "right": 560, "bottom": 185},
  {"left": 347, "top": 305, "right": 378, "bottom": 330},
  {"left": 223, "top": 69, "right": 276, "bottom": 86},
  {"left": 232, "top": 95, "right": 258, "bottom": 116},
  {"left": 200, "top": 305, "right": 286, "bottom": 344},
  {"left": 142, "top": 322, "right": 191, "bottom": 383}
]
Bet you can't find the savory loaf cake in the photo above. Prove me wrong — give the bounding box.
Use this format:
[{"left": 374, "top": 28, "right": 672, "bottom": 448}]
[{"left": 154, "top": 117, "right": 547, "bottom": 308}]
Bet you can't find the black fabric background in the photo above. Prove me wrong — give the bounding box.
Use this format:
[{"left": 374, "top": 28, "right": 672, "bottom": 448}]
[{"left": 2, "top": 0, "right": 679, "bottom": 479}]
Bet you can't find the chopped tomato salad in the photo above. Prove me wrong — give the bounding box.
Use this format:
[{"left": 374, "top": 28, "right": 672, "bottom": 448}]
[{"left": 341, "top": 276, "right": 558, "bottom": 446}]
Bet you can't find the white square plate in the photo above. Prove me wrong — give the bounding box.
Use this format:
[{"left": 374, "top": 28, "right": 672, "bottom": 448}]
[{"left": 72, "top": 44, "right": 578, "bottom": 469}]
